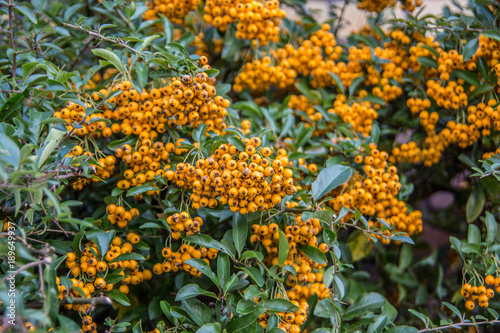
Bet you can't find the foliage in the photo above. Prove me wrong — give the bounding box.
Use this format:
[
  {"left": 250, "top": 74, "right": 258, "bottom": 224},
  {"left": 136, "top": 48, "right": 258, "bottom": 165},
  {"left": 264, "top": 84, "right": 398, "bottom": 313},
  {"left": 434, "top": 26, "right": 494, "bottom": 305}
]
[{"left": 1, "top": 0, "right": 500, "bottom": 332}]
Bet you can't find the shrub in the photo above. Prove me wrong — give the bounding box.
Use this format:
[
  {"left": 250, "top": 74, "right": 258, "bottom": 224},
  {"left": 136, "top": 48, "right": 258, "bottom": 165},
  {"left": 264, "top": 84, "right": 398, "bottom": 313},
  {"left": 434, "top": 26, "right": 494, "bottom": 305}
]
[{"left": 1, "top": 0, "right": 500, "bottom": 332}]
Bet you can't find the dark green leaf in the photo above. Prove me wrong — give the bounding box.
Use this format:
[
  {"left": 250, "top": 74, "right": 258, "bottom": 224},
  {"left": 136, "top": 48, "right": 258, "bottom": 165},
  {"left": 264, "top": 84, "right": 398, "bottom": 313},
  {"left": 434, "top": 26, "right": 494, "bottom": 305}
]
[{"left": 312, "top": 165, "right": 353, "bottom": 201}]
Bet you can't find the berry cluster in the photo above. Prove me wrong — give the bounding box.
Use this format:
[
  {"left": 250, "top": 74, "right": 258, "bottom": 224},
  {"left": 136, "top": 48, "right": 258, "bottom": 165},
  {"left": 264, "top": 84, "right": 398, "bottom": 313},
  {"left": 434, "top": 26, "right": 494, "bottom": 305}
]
[
  {"left": 164, "top": 211, "right": 203, "bottom": 240},
  {"left": 63, "top": 236, "right": 152, "bottom": 309},
  {"left": 106, "top": 204, "right": 140, "bottom": 228},
  {"left": 329, "top": 94, "right": 378, "bottom": 137},
  {"left": 153, "top": 244, "right": 218, "bottom": 277},
  {"left": 81, "top": 315, "right": 97, "bottom": 333},
  {"left": 461, "top": 275, "right": 500, "bottom": 310},
  {"left": 329, "top": 144, "right": 423, "bottom": 241},
  {"left": 166, "top": 139, "right": 297, "bottom": 214},
  {"left": 257, "top": 301, "right": 309, "bottom": 332},
  {"left": 143, "top": 0, "right": 200, "bottom": 25},
  {"left": 203, "top": 0, "right": 285, "bottom": 45}
]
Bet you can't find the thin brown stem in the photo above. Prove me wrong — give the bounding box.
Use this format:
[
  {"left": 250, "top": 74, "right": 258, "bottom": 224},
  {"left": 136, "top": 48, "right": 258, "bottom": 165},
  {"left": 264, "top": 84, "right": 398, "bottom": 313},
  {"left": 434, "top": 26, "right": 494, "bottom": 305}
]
[
  {"left": 7, "top": 0, "right": 16, "bottom": 78},
  {"left": 63, "top": 22, "right": 140, "bottom": 54},
  {"left": 417, "top": 319, "right": 500, "bottom": 332}
]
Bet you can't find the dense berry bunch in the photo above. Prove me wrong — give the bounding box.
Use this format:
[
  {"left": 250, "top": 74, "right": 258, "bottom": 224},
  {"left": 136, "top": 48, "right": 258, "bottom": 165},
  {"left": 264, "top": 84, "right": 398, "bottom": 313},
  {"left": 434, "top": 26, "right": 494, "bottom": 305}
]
[
  {"left": 55, "top": 73, "right": 229, "bottom": 141},
  {"left": 163, "top": 211, "right": 203, "bottom": 239},
  {"left": 143, "top": 0, "right": 200, "bottom": 25},
  {"left": 357, "top": 0, "right": 395, "bottom": 12},
  {"left": 328, "top": 145, "right": 423, "bottom": 242},
  {"left": 203, "top": 0, "right": 285, "bottom": 45},
  {"left": 106, "top": 204, "right": 140, "bottom": 228},
  {"left": 114, "top": 138, "right": 189, "bottom": 200},
  {"left": 461, "top": 275, "right": 500, "bottom": 310},
  {"left": 160, "top": 73, "right": 230, "bottom": 132},
  {"left": 81, "top": 316, "right": 97, "bottom": 333},
  {"left": 166, "top": 139, "right": 297, "bottom": 214},
  {"left": 257, "top": 301, "right": 309, "bottom": 332},
  {"left": 328, "top": 94, "right": 378, "bottom": 137},
  {"left": 249, "top": 213, "right": 330, "bottom": 332},
  {"left": 153, "top": 244, "right": 218, "bottom": 277},
  {"left": 63, "top": 236, "right": 152, "bottom": 309},
  {"left": 357, "top": 0, "right": 421, "bottom": 13},
  {"left": 391, "top": 99, "right": 499, "bottom": 165},
  {"left": 288, "top": 95, "right": 334, "bottom": 135},
  {"left": 233, "top": 56, "right": 297, "bottom": 93}
]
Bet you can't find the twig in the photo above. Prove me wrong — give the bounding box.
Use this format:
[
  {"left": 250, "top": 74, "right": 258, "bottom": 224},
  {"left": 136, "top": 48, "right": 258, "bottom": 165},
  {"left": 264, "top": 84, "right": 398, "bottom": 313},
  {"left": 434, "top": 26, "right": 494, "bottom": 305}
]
[
  {"left": 59, "top": 296, "right": 113, "bottom": 305},
  {"left": 417, "top": 319, "right": 500, "bottom": 332},
  {"left": 114, "top": 8, "right": 134, "bottom": 31},
  {"left": 340, "top": 221, "right": 394, "bottom": 241},
  {"left": 334, "top": 0, "right": 349, "bottom": 36},
  {"left": 26, "top": 296, "right": 114, "bottom": 308},
  {"left": 7, "top": 0, "right": 16, "bottom": 78},
  {"left": 69, "top": 36, "right": 95, "bottom": 72},
  {"left": 63, "top": 22, "right": 140, "bottom": 54}
]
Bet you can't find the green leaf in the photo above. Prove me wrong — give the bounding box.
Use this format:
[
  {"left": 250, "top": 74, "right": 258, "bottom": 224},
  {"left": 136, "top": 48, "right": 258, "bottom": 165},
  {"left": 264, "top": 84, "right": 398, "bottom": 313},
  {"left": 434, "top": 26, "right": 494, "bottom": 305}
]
[
  {"left": 109, "top": 252, "right": 145, "bottom": 263},
  {"left": 344, "top": 292, "right": 386, "bottom": 318},
  {"left": 227, "top": 306, "right": 266, "bottom": 333},
  {"left": 215, "top": 83, "right": 231, "bottom": 96},
  {"left": 299, "top": 246, "right": 327, "bottom": 265},
  {"left": 314, "top": 298, "right": 336, "bottom": 318},
  {"left": 452, "top": 69, "right": 481, "bottom": 86},
  {"left": 264, "top": 299, "right": 299, "bottom": 312},
  {"left": 238, "top": 267, "right": 264, "bottom": 287},
  {"left": 329, "top": 72, "right": 345, "bottom": 94},
  {"left": 417, "top": 56, "right": 438, "bottom": 69},
  {"left": 241, "top": 251, "right": 264, "bottom": 262},
  {"left": 37, "top": 128, "right": 65, "bottom": 168},
  {"left": 485, "top": 212, "right": 497, "bottom": 247},
  {"left": 160, "top": 15, "right": 174, "bottom": 44},
  {"left": 86, "top": 229, "right": 115, "bottom": 259},
  {"left": 233, "top": 213, "right": 247, "bottom": 257},
  {"left": 184, "top": 259, "right": 219, "bottom": 288},
  {"left": 175, "top": 284, "right": 218, "bottom": 301},
  {"left": 0, "top": 133, "right": 20, "bottom": 167},
  {"left": 467, "top": 224, "right": 481, "bottom": 247},
  {"left": 105, "top": 273, "right": 124, "bottom": 284},
  {"left": 466, "top": 186, "right": 485, "bottom": 222},
  {"left": 28, "top": 110, "right": 49, "bottom": 144},
  {"left": 390, "top": 235, "right": 415, "bottom": 245},
  {"left": 277, "top": 229, "right": 289, "bottom": 267},
  {"left": 231, "top": 101, "right": 263, "bottom": 118},
  {"left": 167, "top": 42, "right": 190, "bottom": 58},
  {"left": 482, "top": 30, "right": 500, "bottom": 43},
  {"left": 14, "top": 6, "right": 37, "bottom": 24},
  {"left": 91, "top": 49, "right": 124, "bottom": 72},
  {"left": 132, "top": 320, "right": 142, "bottom": 333},
  {"left": 106, "top": 289, "right": 131, "bottom": 306},
  {"left": 349, "top": 75, "right": 365, "bottom": 96},
  {"left": 185, "top": 233, "right": 233, "bottom": 258},
  {"left": 311, "top": 164, "right": 353, "bottom": 201},
  {"left": 197, "top": 323, "right": 222, "bottom": 333},
  {"left": 463, "top": 38, "right": 479, "bottom": 61},
  {"left": 228, "top": 137, "right": 246, "bottom": 152},
  {"left": 308, "top": 210, "right": 334, "bottom": 225},
  {"left": 126, "top": 184, "right": 159, "bottom": 197},
  {"left": 442, "top": 302, "right": 462, "bottom": 318}
]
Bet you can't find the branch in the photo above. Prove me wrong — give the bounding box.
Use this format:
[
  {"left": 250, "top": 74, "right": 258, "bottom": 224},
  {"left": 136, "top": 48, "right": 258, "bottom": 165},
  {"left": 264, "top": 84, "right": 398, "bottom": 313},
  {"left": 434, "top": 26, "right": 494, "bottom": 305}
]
[
  {"left": 60, "top": 296, "right": 113, "bottom": 305},
  {"left": 63, "top": 22, "right": 140, "bottom": 54},
  {"left": 417, "top": 319, "right": 500, "bottom": 332},
  {"left": 26, "top": 296, "right": 113, "bottom": 308},
  {"left": 7, "top": 0, "right": 16, "bottom": 78},
  {"left": 334, "top": 0, "right": 349, "bottom": 36}
]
